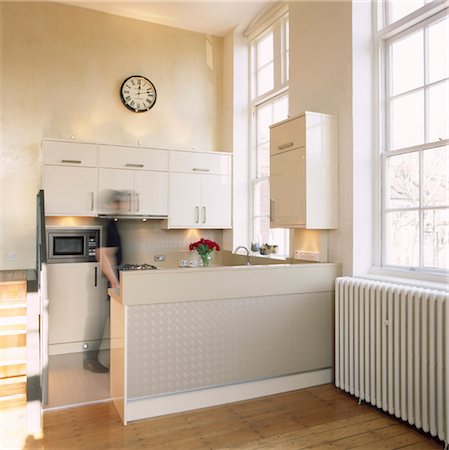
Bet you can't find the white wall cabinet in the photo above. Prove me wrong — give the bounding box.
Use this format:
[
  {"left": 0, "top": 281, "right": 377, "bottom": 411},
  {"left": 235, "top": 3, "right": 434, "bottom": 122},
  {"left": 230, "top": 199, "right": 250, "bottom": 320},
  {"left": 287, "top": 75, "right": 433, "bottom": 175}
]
[
  {"left": 98, "top": 168, "right": 168, "bottom": 216},
  {"left": 167, "top": 151, "right": 232, "bottom": 229},
  {"left": 98, "top": 145, "right": 168, "bottom": 217},
  {"left": 42, "top": 141, "right": 98, "bottom": 216},
  {"left": 270, "top": 111, "right": 338, "bottom": 229},
  {"left": 48, "top": 262, "right": 108, "bottom": 354},
  {"left": 42, "top": 141, "right": 232, "bottom": 228}
]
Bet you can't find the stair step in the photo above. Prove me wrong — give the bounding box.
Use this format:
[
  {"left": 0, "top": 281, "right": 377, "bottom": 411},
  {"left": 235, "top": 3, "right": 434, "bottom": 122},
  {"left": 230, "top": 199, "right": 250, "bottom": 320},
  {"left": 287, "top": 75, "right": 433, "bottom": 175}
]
[
  {"left": 0, "top": 281, "right": 27, "bottom": 301},
  {"left": 0, "top": 333, "right": 26, "bottom": 349},
  {"left": 0, "top": 374, "right": 26, "bottom": 386},
  {"left": 0, "top": 393, "right": 26, "bottom": 408},
  {"left": 0, "top": 325, "right": 26, "bottom": 336},
  {"left": 0, "top": 380, "right": 26, "bottom": 398},
  {"left": 0, "top": 358, "right": 27, "bottom": 368},
  {"left": 0, "top": 347, "right": 27, "bottom": 363},
  {"left": 0, "top": 316, "right": 26, "bottom": 327},
  {"left": 0, "top": 308, "right": 26, "bottom": 320},
  {"left": 0, "top": 302, "right": 27, "bottom": 310},
  {"left": 0, "top": 362, "right": 26, "bottom": 378},
  {"left": 0, "top": 392, "right": 26, "bottom": 402}
]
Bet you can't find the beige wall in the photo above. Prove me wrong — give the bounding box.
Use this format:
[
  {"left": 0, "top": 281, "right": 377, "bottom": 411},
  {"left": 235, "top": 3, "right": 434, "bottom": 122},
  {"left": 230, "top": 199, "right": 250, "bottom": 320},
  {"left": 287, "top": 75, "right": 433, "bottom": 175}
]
[
  {"left": 289, "top": 1, "right": 353, "bottom": 275},
  {"left": 0, "top": 2, "right": 224, "bottom": 270}
]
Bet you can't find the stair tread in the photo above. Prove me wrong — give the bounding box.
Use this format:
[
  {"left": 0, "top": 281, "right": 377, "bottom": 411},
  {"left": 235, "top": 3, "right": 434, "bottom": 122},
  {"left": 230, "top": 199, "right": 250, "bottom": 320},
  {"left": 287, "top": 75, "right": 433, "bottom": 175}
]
[
  {"left": 0, "top": 302, "right": 27, "bottom": 309},
  {"left": 0, "top": 393, "right": 26, "bottom": 401},
  {"left": 0, "top": 347, "right": 27, "bottom": 359},
  {"left": 0, "top": 375, "right": 26, "bottom": 386},
  {"left": 0, "top": 317, "right": 26, "bottom": 326},
  {"left": 0, "top": 359, "right": 26, "bottom": 367},
  {"left": 0, "top": 383, "right": 26, "bottom": 397},
  {"left": 0, "top": 327, "right": 26, "bottom": 336}
]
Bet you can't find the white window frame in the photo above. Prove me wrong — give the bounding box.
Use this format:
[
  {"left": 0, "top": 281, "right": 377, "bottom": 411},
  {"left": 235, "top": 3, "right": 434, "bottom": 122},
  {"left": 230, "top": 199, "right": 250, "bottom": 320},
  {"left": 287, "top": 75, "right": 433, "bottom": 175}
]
[
  {"left": 375, "top": 0, "right": 449, "bottom": 283},
  {"left": 249, "top": 13, "right": 290, "bottom": 258}
]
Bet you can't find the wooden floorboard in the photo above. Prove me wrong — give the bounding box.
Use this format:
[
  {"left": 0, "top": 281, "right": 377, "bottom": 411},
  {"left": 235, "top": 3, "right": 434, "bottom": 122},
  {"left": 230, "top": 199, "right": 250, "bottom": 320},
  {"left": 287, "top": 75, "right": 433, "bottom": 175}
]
[{"left": 12, "top": 384, "right": 444, "bottom": 450}]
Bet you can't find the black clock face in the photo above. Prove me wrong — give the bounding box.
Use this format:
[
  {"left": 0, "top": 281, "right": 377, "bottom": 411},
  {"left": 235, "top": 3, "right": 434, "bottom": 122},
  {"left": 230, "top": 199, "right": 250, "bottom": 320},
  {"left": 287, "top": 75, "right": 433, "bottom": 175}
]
[{"left": 120, "top": 75, "right": 157, "bottom": 113}]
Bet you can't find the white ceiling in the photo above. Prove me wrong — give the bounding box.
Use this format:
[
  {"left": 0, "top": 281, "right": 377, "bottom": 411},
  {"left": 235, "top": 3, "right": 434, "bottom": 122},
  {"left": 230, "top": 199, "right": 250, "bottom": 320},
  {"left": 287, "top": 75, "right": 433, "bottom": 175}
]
[{"left": 68, "top": 1, "right": 273, "bottom": 37}]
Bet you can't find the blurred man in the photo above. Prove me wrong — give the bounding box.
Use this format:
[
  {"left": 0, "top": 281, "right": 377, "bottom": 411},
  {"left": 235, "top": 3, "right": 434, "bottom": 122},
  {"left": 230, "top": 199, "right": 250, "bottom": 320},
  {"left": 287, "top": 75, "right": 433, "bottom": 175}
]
[{"left": 84, "top": 190, "right": 125, "bottom": 373}]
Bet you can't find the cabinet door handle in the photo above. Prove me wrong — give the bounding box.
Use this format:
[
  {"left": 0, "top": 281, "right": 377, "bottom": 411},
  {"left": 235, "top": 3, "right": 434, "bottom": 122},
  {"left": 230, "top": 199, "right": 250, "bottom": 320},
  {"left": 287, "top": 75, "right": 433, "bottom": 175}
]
[
  {"left": 278, "top": 142, "right": 294, "bottom": 150},
  {"left": 128, "top": 192, "right": 133, "bottom": 212},
  {"left": 90, "top": 192, "right": 94, "bottom": 211},
  {"left": 195, "top": 206, "right": 199, "bottom": 223},
  {"left": 126, "top": 163, "right": 144, "bottom": 168},
  {"left": 202, "top": 206, "right": 206, "bottom": 224},
  {"left": 136, "top": 193, "right": 140, "bottom": 212},
  {"left": 94, "top": 267, "right": 98, "bottom": 287},
  {"left": 61, "top": 159, "right": 81, "bottom": 164},
  {"left": 192, "top": 168, "right": 210, "bottom": 172}
]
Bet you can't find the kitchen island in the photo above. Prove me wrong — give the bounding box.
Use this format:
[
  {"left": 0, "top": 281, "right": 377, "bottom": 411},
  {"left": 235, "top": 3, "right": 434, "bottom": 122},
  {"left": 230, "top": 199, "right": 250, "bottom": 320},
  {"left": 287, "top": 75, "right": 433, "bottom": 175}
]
[{"left": 108, "top": 263, "right": 341, "bottom": 424}]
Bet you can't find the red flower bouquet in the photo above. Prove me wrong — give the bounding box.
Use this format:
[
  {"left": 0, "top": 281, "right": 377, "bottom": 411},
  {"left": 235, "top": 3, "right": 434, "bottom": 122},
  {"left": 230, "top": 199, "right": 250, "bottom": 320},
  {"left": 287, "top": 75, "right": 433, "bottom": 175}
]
[{"left": 189, "top": 238, "right": 220, "bottom": 266}]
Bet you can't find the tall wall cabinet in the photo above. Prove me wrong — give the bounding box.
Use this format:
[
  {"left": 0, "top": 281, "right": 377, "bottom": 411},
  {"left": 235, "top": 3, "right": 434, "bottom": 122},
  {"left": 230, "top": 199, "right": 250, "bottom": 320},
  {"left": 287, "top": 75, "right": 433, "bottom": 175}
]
[{"left": 270, "top": 112, "right": 338, "bottom": 229}]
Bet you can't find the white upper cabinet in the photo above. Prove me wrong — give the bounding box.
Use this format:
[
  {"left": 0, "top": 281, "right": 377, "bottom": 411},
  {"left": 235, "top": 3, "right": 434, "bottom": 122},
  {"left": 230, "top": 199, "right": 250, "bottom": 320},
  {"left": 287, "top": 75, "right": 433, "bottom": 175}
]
[
  {"left": 42, "top": 140, "right": 98, "bottom": 216},
  {"left": 98, "top": 145, "right": 169, "bottom": 217},
  {"left": 167, "top": 151, "right": 232, "bottom": 229},
  {"left": 42, "top": 141, "right": 231, "bottom": 226},
  {"left": 169, "top": 151, "right": 230, "bottom": 175},
  {"left": 43, "top": 140, "right": 97, "bottom": 167},
  {"left": 270, "top": 112, "right": 338, "bottom": 229},
  {"left": 98, "top": 145, "right": 168, "bottom": 172}
]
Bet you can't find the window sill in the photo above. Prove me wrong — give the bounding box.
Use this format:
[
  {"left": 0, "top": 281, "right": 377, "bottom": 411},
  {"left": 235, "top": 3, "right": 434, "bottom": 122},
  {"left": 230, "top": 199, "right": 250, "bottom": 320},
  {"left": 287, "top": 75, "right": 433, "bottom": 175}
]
[{"left": 365, "top": 267, "right": 449, "bottom": 292}]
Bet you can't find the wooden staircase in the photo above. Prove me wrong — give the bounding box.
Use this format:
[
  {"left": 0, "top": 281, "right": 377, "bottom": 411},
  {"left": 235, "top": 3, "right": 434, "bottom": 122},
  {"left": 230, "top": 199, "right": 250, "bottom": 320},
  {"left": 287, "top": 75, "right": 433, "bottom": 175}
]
[{"left": 0, "top": 275, "right": 27, "bottom": 406}]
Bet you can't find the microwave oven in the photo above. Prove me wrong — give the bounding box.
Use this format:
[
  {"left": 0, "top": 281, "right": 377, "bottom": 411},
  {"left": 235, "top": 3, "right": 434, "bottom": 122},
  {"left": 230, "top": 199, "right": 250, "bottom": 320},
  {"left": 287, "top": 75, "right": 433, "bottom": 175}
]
[{"left": 47, "top": 227, "right": 101, "bottom": 263}]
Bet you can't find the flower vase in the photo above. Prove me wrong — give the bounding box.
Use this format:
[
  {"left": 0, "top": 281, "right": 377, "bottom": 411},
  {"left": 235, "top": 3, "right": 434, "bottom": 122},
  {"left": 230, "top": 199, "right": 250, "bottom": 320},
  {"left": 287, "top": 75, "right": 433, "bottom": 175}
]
[{"left": 200, "top": 253, "right": 212, "bottom": 267}]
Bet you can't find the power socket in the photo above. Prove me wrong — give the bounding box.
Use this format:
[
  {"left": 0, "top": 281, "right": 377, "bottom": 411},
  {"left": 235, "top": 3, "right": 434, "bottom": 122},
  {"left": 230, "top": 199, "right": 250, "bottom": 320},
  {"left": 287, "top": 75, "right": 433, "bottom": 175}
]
[
  {"left": 294, "top": 250, "right": 320, "bottom": 262},
  {"left": 154, "top": 255, "right": 166, "bottom": 262}
]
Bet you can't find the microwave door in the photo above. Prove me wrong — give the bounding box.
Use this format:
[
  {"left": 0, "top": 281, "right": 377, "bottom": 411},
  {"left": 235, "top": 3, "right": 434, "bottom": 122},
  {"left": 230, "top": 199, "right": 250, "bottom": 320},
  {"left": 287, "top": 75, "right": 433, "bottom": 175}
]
[{"left": 52, "top": 235, "right": 85, "bottom": 258}]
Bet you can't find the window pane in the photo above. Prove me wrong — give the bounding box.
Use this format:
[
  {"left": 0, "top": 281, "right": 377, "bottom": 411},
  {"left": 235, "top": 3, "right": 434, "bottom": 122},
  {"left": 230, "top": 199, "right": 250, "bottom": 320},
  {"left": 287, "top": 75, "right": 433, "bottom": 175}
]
[
  {"left": 388, "top": 0, "right": 425, "bottom": 24},
  {"left": 423, "top": 145, "right": 449, "bottom": 206},
  {"left": 256, "top": 143, "right": 270, "bottom": 178},
  {"left": 386, "top": 152, "right": 420, "bottom": 208},
  {"left": 385, "top": 210, "right": 420, "bottom": 267},
  {"left": 283, "top": 19, "right": 289, "bottom": 83},
  {"left": 253, "top": 180, "right": 270, "bottom": 217},
  {"left": 390, "top": 90, "right": 424, "bottom": 150},
  {"left": 428, "top": 16, "right": 449, "bottom": 83},
  {"left": 273, "top": 96, "right": 288, "bottom": 123},
  {"left": 257, "top": 63, "right": 274, "bottom": 97},
  {"left": 253, "top": 216, "right": 270, "bottom": 244},
  {"left": 256, "top": 33, "right": 273, "bottom": 69},
  {"left": 428, "top": 81, "right": 449, "bottom": 143},
  {"left": 423, "top": 208, "right": 449, "bottom": 270},
  {"left": 253, "top": 217, "right": 288, "bottom": 255},
  {"left": 256, "top": 103, "right": 272, "bottom": 145},
  {"left": 390, "top": 30, "right": 424, "bottom": 96}
]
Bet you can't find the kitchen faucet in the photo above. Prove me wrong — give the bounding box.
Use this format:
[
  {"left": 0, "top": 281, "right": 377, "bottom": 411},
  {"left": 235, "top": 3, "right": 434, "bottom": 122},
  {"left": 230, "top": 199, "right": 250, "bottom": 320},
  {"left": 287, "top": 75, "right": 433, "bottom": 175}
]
[{"left": 234, "top": 246, "right": 251, "bottom": 265}]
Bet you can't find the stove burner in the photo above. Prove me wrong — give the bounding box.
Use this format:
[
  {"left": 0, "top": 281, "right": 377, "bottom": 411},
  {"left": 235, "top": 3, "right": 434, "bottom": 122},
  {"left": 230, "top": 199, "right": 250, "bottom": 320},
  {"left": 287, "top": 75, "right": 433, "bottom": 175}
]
[{"left": 119, "top": 263, "right": 158, "bottom": 271}]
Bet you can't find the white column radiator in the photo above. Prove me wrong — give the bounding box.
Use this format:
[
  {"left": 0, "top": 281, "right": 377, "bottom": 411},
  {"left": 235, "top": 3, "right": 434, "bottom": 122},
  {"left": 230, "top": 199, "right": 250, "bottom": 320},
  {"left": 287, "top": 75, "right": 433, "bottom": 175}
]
[{"left": 335, "top": 276, "right": 449, "bottom": 448}]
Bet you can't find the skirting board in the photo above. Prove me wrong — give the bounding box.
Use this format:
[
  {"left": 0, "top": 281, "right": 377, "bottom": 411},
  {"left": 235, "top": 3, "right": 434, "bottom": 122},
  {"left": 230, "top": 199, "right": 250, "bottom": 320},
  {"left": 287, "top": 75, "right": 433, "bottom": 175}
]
[{"left": 125, "top": 368, "right": 332, "bottom": 424}]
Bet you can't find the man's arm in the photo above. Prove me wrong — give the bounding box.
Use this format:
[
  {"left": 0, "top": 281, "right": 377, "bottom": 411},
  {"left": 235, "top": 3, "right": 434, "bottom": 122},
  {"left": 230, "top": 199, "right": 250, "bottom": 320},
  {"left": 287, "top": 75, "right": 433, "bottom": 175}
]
[{"left": 96, "top": 247, "right": 120, "bottom": 288}]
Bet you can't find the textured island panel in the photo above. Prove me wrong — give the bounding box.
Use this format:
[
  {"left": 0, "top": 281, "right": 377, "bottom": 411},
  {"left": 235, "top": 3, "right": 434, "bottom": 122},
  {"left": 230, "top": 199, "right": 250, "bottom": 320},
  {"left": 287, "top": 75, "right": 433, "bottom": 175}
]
[{"left": 126, "top": 292, "right": 333, "bottom": 399}]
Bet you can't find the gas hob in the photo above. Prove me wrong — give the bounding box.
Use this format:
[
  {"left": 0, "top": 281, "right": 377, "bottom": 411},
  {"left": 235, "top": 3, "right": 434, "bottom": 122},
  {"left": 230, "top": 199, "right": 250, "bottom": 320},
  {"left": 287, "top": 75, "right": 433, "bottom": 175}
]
[{"left": 119, "top": 263, "right": 158, "bottom": 271}]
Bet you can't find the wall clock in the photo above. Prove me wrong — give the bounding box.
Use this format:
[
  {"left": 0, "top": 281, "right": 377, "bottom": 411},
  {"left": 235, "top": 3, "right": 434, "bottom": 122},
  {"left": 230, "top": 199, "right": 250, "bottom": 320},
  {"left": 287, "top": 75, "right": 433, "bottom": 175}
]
[{"left": 120, "top": 75, "right": 157, "bottom": 113}]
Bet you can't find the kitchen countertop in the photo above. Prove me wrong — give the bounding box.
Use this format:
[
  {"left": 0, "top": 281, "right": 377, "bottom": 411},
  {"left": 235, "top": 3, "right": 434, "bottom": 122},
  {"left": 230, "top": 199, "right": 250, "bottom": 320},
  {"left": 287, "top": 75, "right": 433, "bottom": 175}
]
[{"left": 108, "top": 262, "right": 341, "bottom": 306}]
